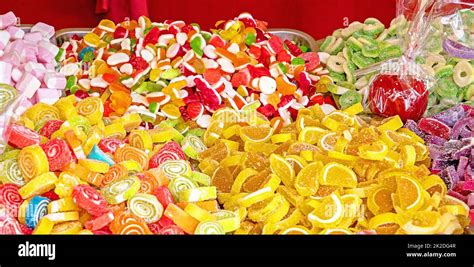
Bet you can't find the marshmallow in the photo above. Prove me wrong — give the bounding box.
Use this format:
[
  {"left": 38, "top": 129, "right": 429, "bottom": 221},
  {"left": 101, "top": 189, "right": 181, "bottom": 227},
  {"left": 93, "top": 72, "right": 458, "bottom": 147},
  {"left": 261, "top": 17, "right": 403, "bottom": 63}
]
[
  {"left": 31, "top": 22, "right": 55, "bottom": 39},
  {"left": 1, "top": 51, "right": 21, "bottom": 66},
  {"left": 4, "top": 39, "right": 24, "bottom": 56},
  {"left": 0, "top": 61, "right": 12, "bottom": 84},
  {"left": 35, "top": 88, "right": 61, "bottom": 105},
  {"left": 23, "top": 31, "right": 43, "bottom": 43},
  {"left": 11, "top": 67, "right": 22, "bottom": 83},
  {"left": 0, "top": 12, "right": 16, "bottom": 30},
  {"left": 24, "top": 62, "right": 46, "bottom": 80},
  {"left": 44, "top": 72, "right": 66, "bottom": 89},
  {"left": 0, "top": 30, "right": 10, "bottom": 50},
  {"left": 37, "top": 40, "right": 59, "bottom": 63},
  {"left": 6, "top": 26, "right": 24, "bottom": 40},
  {"left": 16, "top": 72, "right": 41, "bottom": 98}
]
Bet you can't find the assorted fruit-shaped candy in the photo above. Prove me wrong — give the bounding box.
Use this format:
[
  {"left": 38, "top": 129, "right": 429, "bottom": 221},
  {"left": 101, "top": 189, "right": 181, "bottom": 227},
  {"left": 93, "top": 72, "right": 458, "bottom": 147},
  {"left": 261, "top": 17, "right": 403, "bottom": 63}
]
[
  {"left": 201, "top": 103, "right": 470, "bottom": 234},
  {"left": 59, "top": 13, "right": 333, "bottom": 129}
]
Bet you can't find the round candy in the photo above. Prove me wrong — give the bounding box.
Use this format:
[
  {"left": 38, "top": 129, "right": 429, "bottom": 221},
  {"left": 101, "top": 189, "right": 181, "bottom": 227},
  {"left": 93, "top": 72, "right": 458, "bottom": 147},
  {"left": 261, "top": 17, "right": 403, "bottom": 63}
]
[
  {"left": 40, "top": 139, "right": 74, "bottom": 172},
  {"left": 102, "top": 164, "right": 128, "bottom": 187},
  {"left": 149, "top": 141, "right": 186, "bottom": 168},
  {"left": 39, "top": 120, "right": 64, "bottom": 139},
  {"left": 98, "top": 137, "right": 125, "bottom": 154},
  {"left": 0, "top": 158, "right": 25, "bottom": 186},
  {"left": 76, "top": 97, "right": 104, "bottom": 125},
  {"left": 168, "top": 176, "right": 198, "bottom": 202},
  {"left": 114, "top": 145, "right": 149, "bottom": 170},
  {"left": 194, "top": 221, "right": 225, "bottom": 235},
  {"left": 72, "top": 185, "right": 108, "bottom": 216},
  {"left": 128, "top": 193, "right": 163, "bottom": 223},
  {"left": 101, "top": 176, "right": 141, "bottom": 204},
  {"left": 18, "top": 145, "right": 49, "bottom": 181},
  {"left": 84, "top": 211, "right": 114, "bottom": 231},
  {"left": 110, "top": 211, "right": 152, "bottom": 235},
  {"left": 181, "top": 134, "right": 207, "bottom": 159},
  {"left": 0, "top": 83, "right": 17, "bottom": 113},
  {"left": 24, "top": 103, "right": 61, "bottom": 128},
  {"left": 138, "top": 171, "right": 159, "bottom": 194},
  {"left": 6, "top": 124, "right": 41, "bottom": 149},
  {"left": 25, "top": 196, "right": 50, "bottom": 229},
  {"left": 158, "top": 160, "right": 191, "bottom": 179},
  {"left": 0, "top": 211, "right": 23, "bottom": 235},
  {"left": 128, "top": 130, "right": 153, "bottom": 151},
  {"left": 0, "top": 184, "right": 23, "bottom": 218},
  {"left": 152, "top": 186, "right": 175, "bottom": 209}
]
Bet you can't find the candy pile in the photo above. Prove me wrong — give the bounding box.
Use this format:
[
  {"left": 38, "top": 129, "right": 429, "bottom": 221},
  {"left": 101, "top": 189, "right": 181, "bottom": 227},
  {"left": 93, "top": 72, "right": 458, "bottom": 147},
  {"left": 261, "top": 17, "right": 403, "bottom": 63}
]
[
  {"left": 421, "top": 9, "right": 474, "bottom": 115},
  {"left": 0, "top": 95, "right": 241, "bottom": 235},
  {"left": 201, "top": 103, "right": 470, "bottom": 234},
  {"left": 58, "top": 13, "right": 333, "bottom": 129},
  {"left": 317, "top": 16, "right": 406, "bottom": 109},
  {"left": 405, "top": 104, "right": 474, "bottom": 224},
  {"left": 0, "top": 11, "right": 65, "bottom": 115}
]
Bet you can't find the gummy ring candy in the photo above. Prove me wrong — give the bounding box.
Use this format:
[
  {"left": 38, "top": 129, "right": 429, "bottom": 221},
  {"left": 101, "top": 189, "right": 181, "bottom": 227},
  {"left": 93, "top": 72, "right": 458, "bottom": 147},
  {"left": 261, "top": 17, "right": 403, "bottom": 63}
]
[
  {"left": 159, "top": 160, "right": 191, "bottom": 179},
  {"left": 0, "top": 184, "right": 23, "bottom": 218},
  {"left": 18, "top": 145, "right": 49, "bottom": 181},
  {"left": 168, "top": 176, "right": 198, "bottom": 202},
  {"left": 0, "top": 158, "right": 25, "bottom": 186},
  {"left": 24, "top": 196, "right": 50, "bottom": 229},
  {"left": 101, "top": 176, "right": 141, "bottom": 205},
  {"left": 181, "top": 135, "right": 207, "bottom": 159},
  {"left": 102, "top": 164, "right": 128, "bottom": 187},
  {"left": 110, "top": 211, "right": 152, "bottom": 235},
  {"left": 114, "top": 145, "right": 149, "bottom": 170},
  {"left": 194, "top": 221, "right": 225, "bottom": 235},
  {"left": 72, "top": 185, "right": 108, "bottom": 216},
  {"left": 128, "top": 193, "right": 164, "bottom": 223},
  {"left": 40, "top": 139, "right": 74, "bottom": 172},
  {"left": 0, "top": 84, "right": 17, "bottom": 112},
  {"left": 453, "top": 60, "right": 474, "bottom": 88}
]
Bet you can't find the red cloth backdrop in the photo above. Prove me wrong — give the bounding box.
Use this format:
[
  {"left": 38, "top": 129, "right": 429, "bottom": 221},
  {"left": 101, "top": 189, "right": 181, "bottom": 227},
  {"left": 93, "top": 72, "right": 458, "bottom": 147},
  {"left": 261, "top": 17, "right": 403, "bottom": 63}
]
[{"left": 0, "top": 0, "right": 397, "bottom": 39}]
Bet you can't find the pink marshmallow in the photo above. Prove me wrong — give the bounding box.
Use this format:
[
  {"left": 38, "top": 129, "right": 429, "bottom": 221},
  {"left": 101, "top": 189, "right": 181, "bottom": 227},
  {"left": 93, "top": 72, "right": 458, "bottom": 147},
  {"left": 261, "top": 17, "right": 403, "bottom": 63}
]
[
  {"left": 35, "top": 88, "right": 61, "bottom": 105},
  {"left": 44, "top": 72, "right": 66, "bottom": 89},
  {"left": 44, "top": 62, "right": 56, "bottom": 70},
  {"left": 37, "top": 40, "right": 58, "bottom": 63},
  {"left": 15, "top": 98, "right": 33, "bottom": 117},
  {"left": 31, "top": 22, "right": 55, "bottom": 39},
  {"left": 4, "top": 39, "right": 24, "bottom": 56},
  {"left": 0, "top": 51, "right": 21, "bottom": 66},
  {"left": 0, "top": 12, "right": 16, "bottom": 30},
  {"left": 16, "top": 72, "right": 41, "bottom": 98},
  {"left": 0, "top": 30, "right": 10, "bottom": 50},
  {"left": 23, "top": 31, "right": 43, "bottom": 43},
  {"left": 11, "top": 67, "right": 22, "bottom": 83},
  {"left": 23, "top": 62, "right": 46, "bottom": 80},
  {"left": 6, "top": 26, "right": 24, "bottom": 40},
  {"left": 0, "top": 61, "right": 12, "bottom": 84}
]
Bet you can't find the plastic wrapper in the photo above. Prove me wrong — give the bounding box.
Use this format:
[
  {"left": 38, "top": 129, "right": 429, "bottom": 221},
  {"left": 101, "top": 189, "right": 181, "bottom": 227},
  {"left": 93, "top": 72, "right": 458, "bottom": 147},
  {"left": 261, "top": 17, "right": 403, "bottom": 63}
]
[{"left": 356, "top": 0, "right": 437, "bottom": 122}]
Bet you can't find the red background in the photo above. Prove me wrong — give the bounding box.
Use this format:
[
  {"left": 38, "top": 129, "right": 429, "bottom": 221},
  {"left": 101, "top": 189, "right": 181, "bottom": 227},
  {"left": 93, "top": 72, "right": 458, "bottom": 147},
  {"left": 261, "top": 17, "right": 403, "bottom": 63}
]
[{"left": 0, "top": 0, "right": 397, "bottom": 40}]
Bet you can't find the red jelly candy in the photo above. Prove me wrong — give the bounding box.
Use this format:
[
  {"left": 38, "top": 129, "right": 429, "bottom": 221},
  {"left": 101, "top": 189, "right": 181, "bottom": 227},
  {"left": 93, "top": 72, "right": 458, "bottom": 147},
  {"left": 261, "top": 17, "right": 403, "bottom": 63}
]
[
  {"left": 19, "top": 224, "right": 33, "bottom": 235},
  {"left": 85, "top": 211, "right": 114, "bottom": 231},
  {"left": 298, "top": 52, "right": 320, "bottom": 71},
  {"left": 147, "top": 221, "right": 162, "bottom": 234},
  {"left": 258, "top": 46, "right": 271, "bottom": 67},
  {"left": 278, "top": 95, "right": 295, "bottom": 108},
  {"left": 93, "top": 226, "right": 113, "bottom": 235},
  {"left": 158, "top": 224, "right": 185, "bottom": 235},
  {"left": 257, "top": 104, "right": 276, "bottom": 119},
  {"left": 158, "top": 215, "right": 175, "bottom": 228},
  {"left": 0, "top": 214, "right": 23, "bottom": 235},
  {"left": 186, "top": 102, "right": 204, "bottom": 120},
  {"left": 72, "top": 185, "right": 108, "bottom": 217},
  {"left": 284, "top": 40, "right": 302, "bottom": 56},
  {"left": 369, "top": 74, "right": 428, "bottom": 122},
  {"left": 418, "top": 118, "right": 451, "bottom": 140},
  {"left": 277, "top": 50, "right": 291, "bottom": 63},
  {"left": 98, "top": 138, "right": 125, "bottom": 154},
  {"left": 152, "top": 186, "right": 175, "bottom": 208},
  {"left": 149, "top": 142, "right": 186, "bottom": 169},
  {"left": 0, "top": 184, "right": 23, "bottom": 218},
  {"left": 41, "top": 139, "right": 74, "bottom": 172},
  {"left": 231, "top": 70, "right": 251, "bottom": 87},
  {"left": 268, "top": 35, "right": 284, "bottom": 54},
  {"left": 247, "top": 65, "right": 271, "bottom": 79},
  {"left": 42, "top": 190, "right": 60, "bottom": 201},
  {"left": 129, "top": 55, "right": 148, "bottom": 73},
  {"left": 203, "top": 68, "right": 222, "bottom": 85},
  {"left": 6, "top": 123, "right": 41, "bottom": 149},
  {"left": 209, "top": 35, "right": 225, "bottom": 48},
  {"left": 114, "top": 26, "right": 128, "bottom": 39},
  {"left": 143, "top": 27, "right": 160, "bottom": 46},
  {"left": 39, "top": 120, "right": 63, "bottom": 139},
  {"left": 74, "top": 90, "right": 89, "bottom": 100},
  {"left": 240, "top": 17, "right": 256, "bottom": 28}
]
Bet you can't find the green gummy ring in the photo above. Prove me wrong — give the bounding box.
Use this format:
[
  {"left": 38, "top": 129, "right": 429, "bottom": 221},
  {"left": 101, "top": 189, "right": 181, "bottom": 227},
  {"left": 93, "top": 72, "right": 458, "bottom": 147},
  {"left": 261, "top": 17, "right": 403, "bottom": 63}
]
[
  {"left": 346, "top": 37, "right": 363, "bottom": 51},
  {"left": 0, "top": 158, "right": 25, "bottom": 186},
  {"left": 190, "top": 171, "right": 211, "bottom": 186},
  {"left": 435, "top": 78, "right": 459, "bottom": 99},
  {"left": 358, "top": 36, "right": 378, "bottom": 46},
  {"left": 168, "top": 176, "right": 198, "bottom": 201},
  {"left": 0, "top": 84, "right": 17, "bottom": 113},
  {"left": 101, "top": 176, "right": 141, "bottom": 204},
  {"left": 159, "top": 160, "right": 191, "bottom": 179},
  {"left": 328, "top": 38, "right": 344, "bottom": 55},
  {"left": 183, "top": 134, "right": 207, "bottom": 159},
  {"left": 319, "top": 36, "right": 336, "bottom": 53},
  {"left": 351, "top": 52, "right": 375, "bottom": 69},
  {"left": 194, "top": 221, "right": 225, "bottom": 235},
  {"left": 339, "top": 90, "right": 362, "bottom": 110},
  {"left": 379, "top": 45, "right": 402, "bottom": 61},
  {"left": 328, "top": 71, "right": 346, "bottom": 82},
  {"left": 327, "top": 56, "right": 345, "bottom": 74},
  {"left": 362, "top": 44, "right": 381, "bottom": 58},
  {"left": 128, "top": 193, "right": 163, "bottom": 223},
  {"left": 435, "top": 65, "right": 454, "bottom": 79},
  {"left": 336, "top": 80, "right": 356, "bottom": 91}
]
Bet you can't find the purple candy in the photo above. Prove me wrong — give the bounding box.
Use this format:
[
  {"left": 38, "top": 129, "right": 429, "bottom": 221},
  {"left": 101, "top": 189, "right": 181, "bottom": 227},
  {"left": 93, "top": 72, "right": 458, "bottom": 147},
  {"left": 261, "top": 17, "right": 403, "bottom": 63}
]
[
  {"left": 404, "top": 119, "right": 426, "bottom": 139},
  {"left": 458, "top": 156, "right": 469, "bottom": 178},
  {"left": 432, "top": 105, "right": 466, "bottom": 127},
  {"left": 425, "top": 135, "right": 446, "bottom": 146}
]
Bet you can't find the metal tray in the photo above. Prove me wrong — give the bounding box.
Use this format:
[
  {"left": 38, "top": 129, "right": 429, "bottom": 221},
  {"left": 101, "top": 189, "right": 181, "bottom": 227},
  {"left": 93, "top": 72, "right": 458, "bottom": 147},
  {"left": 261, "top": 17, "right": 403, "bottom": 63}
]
[{"left": 54, "top": 27, "right": 318, "bottom": 51}]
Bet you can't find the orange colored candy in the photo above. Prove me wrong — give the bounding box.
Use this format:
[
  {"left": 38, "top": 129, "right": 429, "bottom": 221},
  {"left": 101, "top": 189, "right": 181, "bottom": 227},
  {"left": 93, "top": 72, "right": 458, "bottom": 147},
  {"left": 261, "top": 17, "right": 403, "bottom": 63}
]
[
  {"left": 114, "top": 145, "right": 149, "bottom": 170},
  {"left": 138, "top": 171, "right": 159, "bottom": 194},
  {"left": 109, "top": 91, "right": 132, "bottom": 115},
  {"left": 163, "top": 203, "right": 199, "bottom": 234},
  {"left": 110, "top": 211, "right": 152, "bottom": 235},
  {"left": 102, "top": 164, "right": 128, "bottom": 187}
]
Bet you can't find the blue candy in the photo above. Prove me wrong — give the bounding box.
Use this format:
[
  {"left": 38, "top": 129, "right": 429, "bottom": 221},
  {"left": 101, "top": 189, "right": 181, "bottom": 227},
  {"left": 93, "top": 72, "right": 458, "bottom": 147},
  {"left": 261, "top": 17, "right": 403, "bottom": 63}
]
[
  {"left": 88, "top": 144, "right": 115, "bottom": 166},
  {"left": 25, "top": 196, "right": 50, "bottom": 229}
]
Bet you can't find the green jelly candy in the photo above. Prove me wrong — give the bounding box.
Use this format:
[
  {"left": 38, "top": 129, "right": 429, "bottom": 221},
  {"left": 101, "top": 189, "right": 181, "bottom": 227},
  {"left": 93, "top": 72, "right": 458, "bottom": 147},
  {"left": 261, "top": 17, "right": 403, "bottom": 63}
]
[
  {"left": 352, "top": 52, "right": 375, "bottom": 69},
  {"left": 362, "top": 44, "right": 380, "bottom": 58},
  {"left": 320, "top": 36, "right": 335, "bottom": 53},
  {"left": 278, "top": 63, "right": 287, "bottom": 74},
  {"left": 55, "top": 48, "right": 65, "bottom": 62},
  {"left": 161, "top": 68, "right": 181, "bottom": 80},
  {"left": 435, "top": 78, "right": 459, "bottom": 99},
  {"left": 135, "top": 82, "right": 163, "bottom": 94},
  {"left": 190, "top": 36, "right": 204, "bottom": 57},
  {"left": 328, "top": 71, "right": 346, "bottom": 82},
  {"left": 66, "top": 76, "right": 77, "bottom": 89},
  {"left": 149, "top": 102, "right": 159, "bottom": 113},
  {"left": 245, "top": 33, "right": 256, "bottom": 46},
  {"left": 346, "top": 37, "right": 363, "bottom": 51},
  {"left": 291, "top": 58, "right": 305, "bottom": 66},
  {"left": 336, "top": 80, "right": 356, "bottom": 90},
  {"left": 379, "top": 45, "right": 402, "bottom": 61},
  {"left": 299, "top": 45, "right": 309, "bottom": 53},
  {"left": 339, "top": 90, "right": 362, "bottom": 109},
  {"left": 435, "top": 65, "right": 454, "bottom": 79},
  {"left": 465, "top": 84, "right": 474, "bottom": 101}
]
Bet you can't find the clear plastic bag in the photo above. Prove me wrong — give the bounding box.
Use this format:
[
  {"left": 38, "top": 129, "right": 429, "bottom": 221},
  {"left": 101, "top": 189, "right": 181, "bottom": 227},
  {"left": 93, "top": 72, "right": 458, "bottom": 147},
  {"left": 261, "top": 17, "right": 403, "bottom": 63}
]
[{"left": 363, "top": 0, "right": 437, "bottom": 122}]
